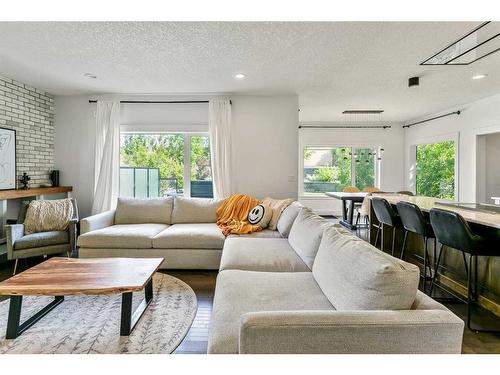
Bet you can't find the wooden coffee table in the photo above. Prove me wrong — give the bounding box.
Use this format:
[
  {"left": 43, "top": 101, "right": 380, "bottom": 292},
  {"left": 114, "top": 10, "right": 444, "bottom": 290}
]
[{"left": 0, "top": 257, "right": 163, "bottom": 339}]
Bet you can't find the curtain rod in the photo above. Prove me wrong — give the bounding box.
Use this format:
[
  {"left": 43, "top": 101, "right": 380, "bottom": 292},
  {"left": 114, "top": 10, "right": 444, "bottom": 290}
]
[
  {"left": 403, "top": 111, "right": 460, "bottom": 128},
  {"left": 88, "top": 100, "right": 231, "bottom": 104},
  {"left": 298, "top": 125, "right": 391, "bottom": 129}
]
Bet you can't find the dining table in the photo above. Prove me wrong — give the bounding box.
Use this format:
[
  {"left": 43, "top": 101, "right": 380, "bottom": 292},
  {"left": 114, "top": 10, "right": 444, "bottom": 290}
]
[{"left": 324, "top": 191, "right": 368, "bottom": 230}]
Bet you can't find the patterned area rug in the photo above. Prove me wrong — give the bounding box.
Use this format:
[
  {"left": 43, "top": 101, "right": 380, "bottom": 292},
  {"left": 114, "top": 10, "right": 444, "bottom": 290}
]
[{"left": 0, "top": 273, "right": 197, "bottom": 354}]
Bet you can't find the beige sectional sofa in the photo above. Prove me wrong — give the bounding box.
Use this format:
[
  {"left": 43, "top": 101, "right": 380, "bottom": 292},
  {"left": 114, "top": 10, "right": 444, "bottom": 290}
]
[
  {"left": 208, "top": 208, "right": 465, "bottom": 354},
  {"left": 78, "top": 196, "right": 464, "bottom": 353},
  {"left": 78, "top": 196, "right": 282, "bottom": 269},
  {"left": 79, "top": 197, "right": 226, "bottom": 269}
]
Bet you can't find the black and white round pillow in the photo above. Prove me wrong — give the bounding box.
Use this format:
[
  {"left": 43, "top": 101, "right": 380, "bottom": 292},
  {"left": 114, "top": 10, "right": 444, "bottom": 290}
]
[{"left": 248, "top": 204, "right": 273, "bottom": 228}]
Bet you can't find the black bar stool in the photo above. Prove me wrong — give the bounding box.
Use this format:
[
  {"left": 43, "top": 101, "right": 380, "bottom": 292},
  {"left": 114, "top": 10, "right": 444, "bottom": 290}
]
[
  {"left": 396, "top": 201, "right": 435, "bottom": 292},
  {"left": 429, "top": 208, "right": 498, "bottom": 331},
  {"left": 371, "top": 197, "right": 402, "bottom": 256}
]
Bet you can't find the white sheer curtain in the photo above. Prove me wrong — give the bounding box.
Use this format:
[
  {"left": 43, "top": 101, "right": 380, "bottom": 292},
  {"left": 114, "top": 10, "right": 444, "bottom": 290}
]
[
  {"left": 208, "top": 100, "right": 233, "bottom": 199},
  {"left": 91, "top": 101, "right": 121, "bottom": 214}
]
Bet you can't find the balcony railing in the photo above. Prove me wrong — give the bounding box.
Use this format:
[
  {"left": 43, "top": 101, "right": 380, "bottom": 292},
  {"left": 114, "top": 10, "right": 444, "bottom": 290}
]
[
  {"left": 120, "top": 167, "right": 160, "bottom": 198},
  {"left": 120, "top": 167, "right": 213, "bottom": 198}
]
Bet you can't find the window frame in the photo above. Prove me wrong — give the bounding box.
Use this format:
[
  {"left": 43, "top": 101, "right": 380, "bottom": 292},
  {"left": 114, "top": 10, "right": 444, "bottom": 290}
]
[
  {"left": 408, "top": 132, "right": 459, "bottom": 200},
  {"left": 119, "top": 129, "right": 212, "bottom": 198},
  {"left": 299, "top": 144, "right": 381, "bottom": 198}
]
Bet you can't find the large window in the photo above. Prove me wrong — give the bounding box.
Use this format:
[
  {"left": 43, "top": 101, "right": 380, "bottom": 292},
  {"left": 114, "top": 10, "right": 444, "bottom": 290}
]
[
  {"left": 120, "top": 133, "right": 213, "bottom": 198},
  {"left": 302, "top": 146, "right": 378, "bottom": 195},
  {"left": 416, "top": 140, "right": 455, "bottom": 199}
]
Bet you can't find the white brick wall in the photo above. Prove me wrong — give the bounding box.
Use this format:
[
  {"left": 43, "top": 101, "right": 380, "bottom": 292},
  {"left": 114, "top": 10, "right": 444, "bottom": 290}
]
[{"left": 0, "top": 76, "right": 54, "bottom": 187}]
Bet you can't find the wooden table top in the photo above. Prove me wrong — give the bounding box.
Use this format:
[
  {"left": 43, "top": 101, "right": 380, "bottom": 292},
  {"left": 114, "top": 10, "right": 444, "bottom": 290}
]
[
  {"left": 0, "top": 186, "right": 72, "bottom": 200},
  {"left": 0, "top": 257, "right": 163, "bottom": 296}
]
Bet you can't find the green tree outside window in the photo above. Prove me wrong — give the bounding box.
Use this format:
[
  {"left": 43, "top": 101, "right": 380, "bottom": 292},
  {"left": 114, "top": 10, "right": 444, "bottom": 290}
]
[
  {"left": 120, "top": 133, "right": 212, "bottom": 196},
  {"left": 416, "top": 140, "right": 455, "bottom": 199}
]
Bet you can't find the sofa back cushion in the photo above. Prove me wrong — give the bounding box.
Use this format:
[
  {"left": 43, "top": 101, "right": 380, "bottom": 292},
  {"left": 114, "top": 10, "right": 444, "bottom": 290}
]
[
  {"left": 115, "top": 197, "right": 173, "bottom": 225},
  {"left": 312, "top": 226, "right": 420, "bottom": 310},
  {"left": 261, "top": 197, "right": 294, "bottom": 230},
  {"left": 287, "top": 208, "right": 330, "bottom": 269},
  {"left": 172, "top": 197, "right": 225, "bottom": 224},
  {"left": 276, "top": 201, "right": 304, "bottom": 237}
]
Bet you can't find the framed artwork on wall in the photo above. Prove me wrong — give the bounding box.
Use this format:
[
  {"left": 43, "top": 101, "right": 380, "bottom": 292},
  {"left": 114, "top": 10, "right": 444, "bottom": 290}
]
[{"left": 0, "top": 127, "right": 16, "bottom": 190}]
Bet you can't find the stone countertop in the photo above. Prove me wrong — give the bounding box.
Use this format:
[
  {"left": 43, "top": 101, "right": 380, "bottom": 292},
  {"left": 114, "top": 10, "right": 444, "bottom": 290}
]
[{"left": 367, "top": 194, "right": 500, "bottom": 230}]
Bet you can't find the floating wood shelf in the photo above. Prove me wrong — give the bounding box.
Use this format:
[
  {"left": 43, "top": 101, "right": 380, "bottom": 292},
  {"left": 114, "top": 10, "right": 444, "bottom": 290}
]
[{"left": 0, "top": 186, "right": 72, "bottom": 200}]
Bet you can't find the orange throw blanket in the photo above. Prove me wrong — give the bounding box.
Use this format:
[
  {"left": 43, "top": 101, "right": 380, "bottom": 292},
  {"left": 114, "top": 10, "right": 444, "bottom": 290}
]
[{"left": 216, "top": 194, "right": 262, "bottom": 236}]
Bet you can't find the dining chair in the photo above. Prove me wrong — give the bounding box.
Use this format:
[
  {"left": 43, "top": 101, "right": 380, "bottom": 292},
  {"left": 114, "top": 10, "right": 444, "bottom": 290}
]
[
  {"left": 396, "top": 201, "right": 435, "bottom": 293},
  {"left": 342, "top": 186, "right": 360, "bottom": 193},
  {"left": 429, "top": 208, "right": 498, "bottom": 332},
  {"left": 397, "top": 190, "right": 415, "bottom": 196},
  {"left": 363, "top": 186, "right": 383, "bottom": 193},
  {"left": 371, "top": 197, "right": 403, "bottom": 256}
]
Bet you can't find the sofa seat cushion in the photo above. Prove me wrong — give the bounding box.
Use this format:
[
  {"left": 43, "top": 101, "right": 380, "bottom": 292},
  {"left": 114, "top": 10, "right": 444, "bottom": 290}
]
[
  {"left": 208, "top": 270, "right": 333, "bottom": 354},
  {"left": 227, "top": 229, "right": 282, "bottom": 239},
  {"left": 77, "top": 224, "right": 168, "bottom": 249},
  {"left": 152, "top": 223, "right": 225, "bottom": 249},
  {"left": 313, "top": 226, "right": 420, "bottom": 311},
  {"left": 15, "top": 230, "right": 69, "bottom": 250},
  {"left": 220, "top": 237, "right": 310, "bottom": 272}
]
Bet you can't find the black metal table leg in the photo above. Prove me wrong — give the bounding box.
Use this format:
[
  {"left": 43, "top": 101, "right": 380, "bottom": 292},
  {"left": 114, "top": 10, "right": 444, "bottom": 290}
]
[
  {"left": 120, "top": 277, "right": 154, "bottom": 336},
  {"left": 341, "top": 200, "right": 348, "bottom": 222},
  {"left": 340, "top": 199, "right": 360, "bottom": 230},
  {"left": 348, "top": 200, "right": 354, "bottom": 226},
  {"left": 6, "top": 295, "right": 64, "bottom": 339},
  {"left": 5, "top": 296, "right": 22, "bottom": 339}
]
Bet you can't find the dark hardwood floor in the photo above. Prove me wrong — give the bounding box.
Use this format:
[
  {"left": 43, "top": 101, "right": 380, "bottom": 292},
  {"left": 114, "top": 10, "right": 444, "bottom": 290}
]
[
  {"left": 167, "top": 270, "right": 216, "bottom": 354},
  {"left": 343, "top": 220, "right": 500, "bottom": 354},
  {"left": 1, "top": 238, "right": 499, "bottom": 353}
]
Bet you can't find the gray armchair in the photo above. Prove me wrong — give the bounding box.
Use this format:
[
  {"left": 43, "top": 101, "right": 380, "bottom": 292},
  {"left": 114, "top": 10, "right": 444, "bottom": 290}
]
[{"left": 5, "top": 198, "right": 79, "bottom": 274}]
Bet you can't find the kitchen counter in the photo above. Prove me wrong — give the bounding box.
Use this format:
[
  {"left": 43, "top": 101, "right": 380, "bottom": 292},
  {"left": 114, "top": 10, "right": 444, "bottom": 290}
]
[{"left": 366, "top": 194, "right": 500, "bottom": 229}]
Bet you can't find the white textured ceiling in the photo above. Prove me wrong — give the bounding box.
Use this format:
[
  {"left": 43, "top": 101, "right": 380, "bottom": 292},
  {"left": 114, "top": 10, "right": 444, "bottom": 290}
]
[{"left": 1, "top": 22, "right": 499, "bottom": 122}]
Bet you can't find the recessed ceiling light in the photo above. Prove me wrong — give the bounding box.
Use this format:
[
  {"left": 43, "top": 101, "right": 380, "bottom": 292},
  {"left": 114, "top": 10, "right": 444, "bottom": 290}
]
[
  {"left": 472, "top": 74, "right": 488, "bottom": 80},
  {"left": 84, "top": 73, "right": 97, "bottom": 79},
  {"left": 234, "top": 73, "right": 246, "bottom": 80}
]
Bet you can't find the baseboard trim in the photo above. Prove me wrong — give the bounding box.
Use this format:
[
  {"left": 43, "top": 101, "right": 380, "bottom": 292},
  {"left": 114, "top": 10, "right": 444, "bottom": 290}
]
[
  {"left": 410, "top": 254, "right": 500, "bottom": 317},
  {"left": 438, "top": 273, "right": 500, "bottom": 318}
]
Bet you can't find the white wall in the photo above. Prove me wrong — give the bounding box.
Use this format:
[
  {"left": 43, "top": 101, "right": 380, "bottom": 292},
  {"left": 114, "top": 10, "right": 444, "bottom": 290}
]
[
  {"left": 298, "top": 125, "right": 405, "bottom": 214},
  {"left": 403, "top": 93, "right": 500, "bottom": 203},
  {"left": 121, "top": 102, "right": 209, "bottom": 133},
  {"left": 55, "top": 94, "right": 298, "bottom": 218},
  {"left": 231, "top": 95, "right": 299, "bottom": 199},
  {"left": 485, "top": 132, "right": 500, "bottom": 203},
  {"left": 54, "top": 96, "right": 95, "bottom": 219}
]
